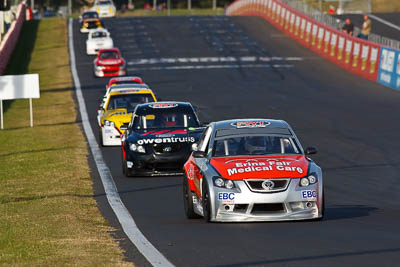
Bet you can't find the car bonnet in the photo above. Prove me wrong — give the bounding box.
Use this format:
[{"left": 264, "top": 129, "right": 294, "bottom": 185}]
[{"left": 210, "top": 155, "right": 309, "bottom": 180}]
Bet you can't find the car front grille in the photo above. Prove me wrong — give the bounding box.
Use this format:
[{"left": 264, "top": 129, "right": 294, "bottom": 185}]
[
  {"left": 244, "top": 178, "right": 290, "bottom": 193},
  {"left": 103, "top": 69, "right": 119, "bottom": 74},
  {"left": 153, "top": 143, "right": 182, "bottom": 154},
  {"left": 251, "top": 203, "right": 285, "bottom": 214},
  {"left": 120, "top": 123, "right": 129, "bottom": 131}
]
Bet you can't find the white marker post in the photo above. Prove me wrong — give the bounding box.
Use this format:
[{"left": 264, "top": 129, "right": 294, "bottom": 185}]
[
  {"left": 0, "top": 100, "right": 3, "bottom": 129},
  {"left": 0, "top": 74, "right": 40, "bottom": 129}
]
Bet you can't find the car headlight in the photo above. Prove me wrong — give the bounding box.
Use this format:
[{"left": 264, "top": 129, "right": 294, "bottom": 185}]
[
  {"left": 213, "top": 177, "right": 236, "bottom": 189},
  {"left": 300, "top": 174, "right": 318, "bottom": 187},
  {"left": 104, "top": 120, "right": 114, "bottom": 127},
  {"left": 129, "top": 143, "right": 145, "bottom": 153}
]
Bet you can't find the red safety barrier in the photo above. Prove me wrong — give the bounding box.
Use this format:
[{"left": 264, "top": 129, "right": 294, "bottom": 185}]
[
  {"left": 0, "top": 2, "right": 27, "bottom": 75},
  {"left": 226, "top": 0, "right": 380, "bottom": 81}
]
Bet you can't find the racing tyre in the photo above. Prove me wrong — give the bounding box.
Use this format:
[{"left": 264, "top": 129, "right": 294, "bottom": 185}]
[
  {"left": 99, "top": 128, "right": 104, "bottom": 147},
  {"left": 202, "top": 181, "right": 212, "bottom": 222},
  {"left": 121, "top": 151, "right": 126, "bottom": 175},
  {"left": 183, "top": 177, "right": 201, "bottom": 219},
  {"left": 316, "top": 189, "right": 325, "bottom": 221},
  {"left": 122, "top": 154, "right": 134, "bottom": 177}
]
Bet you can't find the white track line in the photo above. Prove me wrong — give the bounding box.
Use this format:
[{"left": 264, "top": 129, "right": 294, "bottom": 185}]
[
  {"left": 68, "top": 18, "right": 174, "bottom": 267},
  {"left": 368, "top": 14, "right": 400, "bottom": 32},
  {"left": 127, "top": 63, "right": 294, "bottom": 72},
  {"left": 127, "top": 56, "right": 303, "bottom": 65}
]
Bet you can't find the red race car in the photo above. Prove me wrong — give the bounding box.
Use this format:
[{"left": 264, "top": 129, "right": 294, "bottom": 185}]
[
  {"left": 106, "top": 76, "right": 144, "bottom": 89},
  {"left": 93, "top": 48, "right": 126, "bottom": 77}
]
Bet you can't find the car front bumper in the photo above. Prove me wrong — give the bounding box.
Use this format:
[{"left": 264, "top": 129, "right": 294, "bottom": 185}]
[
  {"left": 94, "top": 65, "right": 126, "bottom": 77},
  {"left": 126, "top": 149, "right": 191, "bottom": 176},
  {"left": 211, "top": 179, "right": 323, "bottom": 222},
  {"left": 101, "top": 126, "right": 122, "bottom": 146}
]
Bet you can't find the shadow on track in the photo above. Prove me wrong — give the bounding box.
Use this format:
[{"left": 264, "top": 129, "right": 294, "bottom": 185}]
[
  {"left": 325, "top": 205, "right": 377, "bottom": 221},
  {"left": 215, "top": 247, "right": 400, "bottom": 267}
]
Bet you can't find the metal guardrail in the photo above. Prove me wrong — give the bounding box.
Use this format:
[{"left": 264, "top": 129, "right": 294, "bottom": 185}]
[{"left": 280, "top": 0, "right": 400, "bottom": 49}]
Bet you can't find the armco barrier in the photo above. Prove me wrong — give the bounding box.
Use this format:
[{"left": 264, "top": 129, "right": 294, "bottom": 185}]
[
  {"left": 226, "top": 0, "right": 380, "bottom": 82},
  {"left": 377, "top": 47, "right": 400, "bottom": 90},
  {"left": 0, "top": 2, "right": 26, "bottom": 75}
]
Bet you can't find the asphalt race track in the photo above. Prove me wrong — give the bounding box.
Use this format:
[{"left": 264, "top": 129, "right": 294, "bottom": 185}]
[{"left": 71, "top": 16, "right": 400, "bottom": 266}]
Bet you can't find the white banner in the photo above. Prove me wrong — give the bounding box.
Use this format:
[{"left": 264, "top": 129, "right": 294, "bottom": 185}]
[{"left": 0, "top": 74, "right": 40, "bottom": 100}]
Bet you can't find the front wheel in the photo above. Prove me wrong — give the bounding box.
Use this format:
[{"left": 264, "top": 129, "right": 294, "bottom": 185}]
[
  {"left": 202, "top": 181, "right": 212, "bottom": 222},
  {"left": 122, "top": 153, "right": 134, "bottom": 177},
  {"left": 320, "top": 189, "right": 325, "bottom": 218},
  {"left": 99, "top": 128, "right": 104, "bottom": 147},
  {"left": 316, "top": 189, "right": 325, "bottom": 221},
  {"left": 183, "top": 177, "right": 201, "bottom": 219}
]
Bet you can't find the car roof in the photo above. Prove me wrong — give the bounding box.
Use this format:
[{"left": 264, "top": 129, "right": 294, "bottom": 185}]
[
  {"left": 89, "top": 28, "right": 108, "bottom": 33},
  {"left": 135, "top": 101, "right": 193, "bottom": 111},
  {"left": 83, "top": 18, "right": 100, "bottom": 22},
  {"left": 108, "top": 84, "right": 149, "bottom": 90},
  {"left": 82, "top": 11, "right": 98, "bottom": 15},
  {"left": 211, "top": 119, "right": 293, "bottom": 137},
  {"left": 99, "top": 48, "right": 119, "bottom": 53},
  {"left": 108, "top": 88, "right": 154, "bottom": 96},
  {"left": 110, "top": 76, "right": 142, "bottom": 82},
  {"left": 213, "top": 119, "right": 288, "bottom": 130}
]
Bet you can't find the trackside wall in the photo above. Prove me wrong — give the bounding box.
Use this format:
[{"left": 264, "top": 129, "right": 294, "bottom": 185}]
[
  {"left": 0, "top": 2, "right": 26, "bottom": 75},
  {"left": 225, "top": 0, "right": 381, "bottom": 82}
]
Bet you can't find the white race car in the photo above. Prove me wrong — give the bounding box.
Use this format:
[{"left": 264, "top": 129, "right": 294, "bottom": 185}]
[
  {"left": 86, "top": 28, "right": 113, "bottom": 55},
  {"left": 183, "top": 119, "right": 324, "bottom": 222},
  {"left": 93, "top": 0, "right": 116, "bottom": 18}
]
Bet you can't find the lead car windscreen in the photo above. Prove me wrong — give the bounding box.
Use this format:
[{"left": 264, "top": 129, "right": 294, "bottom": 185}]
[
  {"left": 132, "top": 107, "right": 199, "bottom": 129},
  {"left": 107, "top": 94, "right": 154, "bottom": 112},
  {"left": 212, "top": 135, "right": 301, "bottom": 157}
]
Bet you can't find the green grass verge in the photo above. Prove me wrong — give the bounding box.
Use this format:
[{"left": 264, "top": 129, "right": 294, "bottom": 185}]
[{"left": 0, "top": 18, "right": 131, "bottom": 266}]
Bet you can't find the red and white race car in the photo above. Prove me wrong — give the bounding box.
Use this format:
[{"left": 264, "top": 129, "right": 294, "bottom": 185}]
[
  {"left": 183, "top": 119, "right": 324, "bottom": 222},
  {"left": 106, "top": 76, "right": 144, "bottom": 89},
  {"left": 93, "top": 48, "right": 126, "bottom": 77}
]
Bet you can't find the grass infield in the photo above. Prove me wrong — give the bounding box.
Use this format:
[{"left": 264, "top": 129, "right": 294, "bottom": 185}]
[{"left": 0, "top": 18, "right": 131, "bottom": 266}]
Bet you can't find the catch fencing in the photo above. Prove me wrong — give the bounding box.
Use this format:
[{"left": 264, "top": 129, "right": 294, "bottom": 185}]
[
  {"left": 226, "top": 0, "right": 380, "bottom": 81},
  {"left": 280, "top": 0, "right": 400, "bottom": 50},
  {"left": 0, "top": 2, "right": 26, "bottom": 75}
]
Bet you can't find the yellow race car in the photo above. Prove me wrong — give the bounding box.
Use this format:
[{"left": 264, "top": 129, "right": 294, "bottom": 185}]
[
  {"left": 80, "top": 18, "right": 103, "bottom": 33},
  {"left": 99, "top": 88, "right": 157, "bottom": 146}
]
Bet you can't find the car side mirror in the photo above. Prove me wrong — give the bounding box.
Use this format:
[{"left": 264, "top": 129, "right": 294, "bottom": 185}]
[
  {"left": 192, "top": 150, "right": 207, "bottom": 158},
  {"left": 97, "top": 106, "right": 104, "bottom": 114},
  {"left": 305, "top": 146, "right": 318, "bottom": 155},
  {"left": 191, "top": 143, "right": 198, "bottom": 151}
]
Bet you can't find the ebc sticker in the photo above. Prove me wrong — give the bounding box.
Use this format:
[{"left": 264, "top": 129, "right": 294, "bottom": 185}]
[
  {"left": 218, "top": 192, "right": 235, "bottom": 203},
  {"left": 301, "top": 190, "right": 317, "bottom": 201},
  {"left": 149, "top": 103, "right": 178, "bottom": 109},
  {"left": 230, "top": 121, "right": 270, "bottom": 128}
]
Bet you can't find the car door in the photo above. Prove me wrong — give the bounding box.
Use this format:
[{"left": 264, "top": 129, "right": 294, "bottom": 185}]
[{"left": 192, "top": 126, "right": 213, "bottom": 197}]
